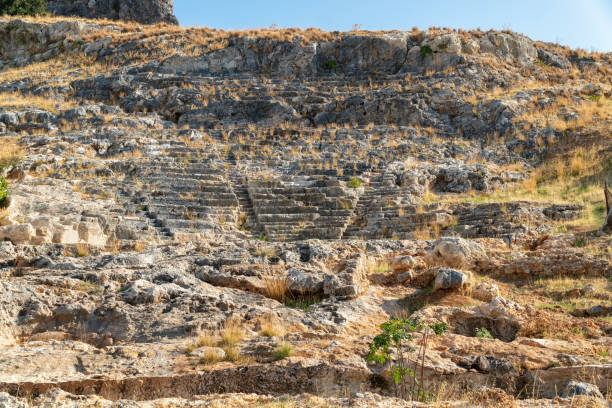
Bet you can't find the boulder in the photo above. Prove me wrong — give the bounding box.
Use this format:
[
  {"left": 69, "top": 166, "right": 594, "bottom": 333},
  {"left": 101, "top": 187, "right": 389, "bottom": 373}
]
[
  {"left": 78, "top": 221, "right": 107, "bottom": 246},
  {"left": 47, "top": 0, "right": 178, "bottom": 25},
  {"left": 429, "top": 237, "right": 486, "bottom": 268},
  {"left": 433, "top": 268, "right": 472, "bottom": 290},
  {"left": 562, "top": 381, "right": 603, "bottom": 399},
  {"left": 472, "top": 281, "right": 500, "bottom": 301},
  {"left": 286, "top": 267, "right": 324, "bottom": 295},
  {"left": 0, "top": 223, "right": 35, "bottom": 245},
  {"left": 0, "top": 241, "right": 16, "bottom": 261}
]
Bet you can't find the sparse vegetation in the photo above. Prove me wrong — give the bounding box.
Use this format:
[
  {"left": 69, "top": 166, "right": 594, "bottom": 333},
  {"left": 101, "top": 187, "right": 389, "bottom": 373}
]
[
  {"left": 0, "top": 0, "right": 47, "bottom": 16},
  {"left": 274, "top": 341, "right": 293, "bottom": 360},
  {"left": 0, "top": 178, "right": 8, "bottom": 205},
  {"left": 367, "top": 317, "right": 447, "bottom": 401},
  {"left": 348, "top": 177, "right": 362, "bottom": 188},
  {"left": 420, "top": 45, "right": 433, "bottom": 59},
  {"left": 324, "top": 60, "right": 337, "bottom": 70},
  {"left": 475, "top": 327, "right": 493, "bottom": 339}
]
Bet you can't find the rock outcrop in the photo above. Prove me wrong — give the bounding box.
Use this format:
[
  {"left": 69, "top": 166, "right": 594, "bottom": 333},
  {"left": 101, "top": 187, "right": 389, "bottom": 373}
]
[
  {"left": 0, "top": 16, "right": 610, "bottom": 408},
  {"left": 47, "top": 0, "right": 178, "bottom": 25}
]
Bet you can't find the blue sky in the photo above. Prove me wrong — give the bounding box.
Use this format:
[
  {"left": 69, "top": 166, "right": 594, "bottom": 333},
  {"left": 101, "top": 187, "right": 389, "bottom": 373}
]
[{"left": 175, "top": 0, "right": 612, "bottom": 51}]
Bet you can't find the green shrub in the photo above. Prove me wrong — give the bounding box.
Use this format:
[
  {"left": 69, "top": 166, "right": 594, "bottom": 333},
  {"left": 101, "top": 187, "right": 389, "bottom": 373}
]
[
  {"left": 420, "top": 45, "right": 433, "bottom": 59},
  {"left": 475, "top": 327, "right": 493, "bottom": 339},
  {"left": 274, "top": 342, "right": 293, "bottom": 360},
  {"left": 586, "top": 94, "right": 602, "bottom": 102},
  {"left": 324, "top": 60, "right": 337, "bottom": 70},
  {"left": 368, "top": 317, "right": 447, "bottom": 401},
  {"left": 348, "top": 177, "right": 362, "bottom": 188},
  {"left": 0, "top": 0, "right": 48, "bottom": 16},
  {"left": 0, "top": 177, "right": 8, "bottom": 205}
]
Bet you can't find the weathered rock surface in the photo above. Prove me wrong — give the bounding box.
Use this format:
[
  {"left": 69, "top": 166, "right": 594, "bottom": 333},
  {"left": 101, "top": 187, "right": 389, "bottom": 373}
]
[
  {"left": 47, "top": 0, "right": 178, "bottom": 25},
  {"left": 0, "top": 16, "right": 610, "bottom": 408}
]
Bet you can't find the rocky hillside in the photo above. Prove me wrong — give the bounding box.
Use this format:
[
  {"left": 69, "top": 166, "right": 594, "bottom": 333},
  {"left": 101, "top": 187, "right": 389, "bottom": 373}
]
[
  {"left": 0, "top": 16, "right": 611, "bottom": 407},
  {"left": 47, "top": 0, "right": 178, "bottom": 25}
]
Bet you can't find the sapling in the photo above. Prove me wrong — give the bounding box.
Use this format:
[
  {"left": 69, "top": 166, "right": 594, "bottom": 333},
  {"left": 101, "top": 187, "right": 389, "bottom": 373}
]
[{"left": 367, "top": 317, "right": 447, "bottom": 401}]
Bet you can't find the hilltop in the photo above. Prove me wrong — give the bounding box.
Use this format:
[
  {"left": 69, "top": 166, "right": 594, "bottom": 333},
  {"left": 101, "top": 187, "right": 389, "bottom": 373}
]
[{"left": 0, "top": 16, "right": 611, "bottom": 407}]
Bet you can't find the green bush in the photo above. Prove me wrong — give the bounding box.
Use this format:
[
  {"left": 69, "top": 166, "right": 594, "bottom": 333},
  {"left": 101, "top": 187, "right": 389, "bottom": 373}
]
[
  {"left": 274, "top": 342, "right": 293, "bottom": 360},
  {"left": 324, "top": 60, "right": 337, "bottom": 70},
  {"left": 0, "top": 0, "right": 48, "bottom": 16},
  {"left": 368, "top": 317, "right": 447, "bottom": 401},
  {"left": 475, "top": 327, "right": 493, "bottom": 339},
  {"left": 0, "top": 177, "right": 8, "bottom": 205},
  {"left": 420, "top": 45, "right": 433, "bottom": 60},
  {"left": 348, "top": 177, "right": 362, "bottom": 188}
]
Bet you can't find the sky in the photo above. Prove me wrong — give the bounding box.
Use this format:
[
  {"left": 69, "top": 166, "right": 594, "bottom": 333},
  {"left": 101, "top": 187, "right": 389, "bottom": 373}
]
[{"left": 174, "top": 0, "right": 612, "bottom": 52}]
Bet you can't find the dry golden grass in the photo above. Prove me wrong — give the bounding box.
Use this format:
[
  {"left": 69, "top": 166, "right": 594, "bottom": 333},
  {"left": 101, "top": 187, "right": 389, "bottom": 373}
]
[
  {"left": 75, "top": 243, "right": 90, "bottom": 257},
  {"left": 195, "top": 331, "right": 217, "bottom": 348},
  {"left": 0, "top": 136, "right": 24, "bottom": 170},
  {"left": 220, "top": 317, "right": 245, "bottom": 347},
  {"left": 426, "top": 140, "right": 610, "bottom": 232},
  {"left": 0, "top": 91, "right": 79, "bottom": 113},
  {"left": 263, "top": 276, "right": 289, "bottom": 303},
  {"left": 198, "top": 347, "right": 223, "bottom": 365},
  {"left": 258, "top": 314, "right": 284, "bottom": 338},
  {"left": 0, "top": 53, "right": 118, "bottom": 85}
]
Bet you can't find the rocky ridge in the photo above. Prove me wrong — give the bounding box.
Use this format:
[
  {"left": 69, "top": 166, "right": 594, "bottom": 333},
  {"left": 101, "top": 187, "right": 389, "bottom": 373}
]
[
  {"left": 47, "top": 0, "right": 178, "bottom": 25},
  {"left": 0, "top": 16, "right": 611, "bottom": 407}
]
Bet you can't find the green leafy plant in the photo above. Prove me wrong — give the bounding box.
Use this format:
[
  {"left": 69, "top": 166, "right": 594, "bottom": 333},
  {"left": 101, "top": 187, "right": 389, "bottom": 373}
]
[
  {"left": 0, "top": 0, "right": 48, "bottom": 16},
  {"left": 586, "top": 94, "right": 602, "bottom": 102},
  {"left": 475, "top": 327, "right": 494, "bottom": 339},
  {"left": 420, "top": 45, "right": 433, "bottom": 60},
  {"left": 324, "top": 60, "right": 337, "bottom": 70},
  {"left": 0, "top": 177, "right": 8, "bottom": 206},
  {"left": 367, "top": 317, "right": 447, "bottom": 401},
  {"left": 348, "top": 177, "right": 362, "bottom": 188},
  {"left": 274, "top": 341, "right": 293, "bottom": 360}
]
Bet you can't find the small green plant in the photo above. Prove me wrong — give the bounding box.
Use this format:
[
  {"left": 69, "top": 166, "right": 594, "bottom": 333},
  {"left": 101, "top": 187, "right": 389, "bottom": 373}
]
[
  {"left": 420, "top": 45, "right": 433, "bottom": 60},
  {"left": 0, "top": 0, "right": 48, "bottom": 16},
  {"left": 348, "top": 177, "right": 362, "bottom": 188},
  {"left": 284, "top": 295, "right": 321, "bottom": 311},
  {"left": 0, "top": 177, "right": 8, "bottom": 205},
  {"left": 367, "top": 317, "right": 447, "bottom": 401},
  {"left": 370, "top": 261, "right": 392, "bottom": 274},
  {"left": 274, "top": 341, "right": 293, "bottom": 360},
  {"left": 324, "top": 60, "right": 337, "bottom": 70},
  {"left": 586, "top": 94, "right": 602, "bottom": 102},
  {"left": 574, "top": 237, "right": 586, "bottom": 248},
  {"left": 475, "top": 327, "right": 494, "bottom": 339}
]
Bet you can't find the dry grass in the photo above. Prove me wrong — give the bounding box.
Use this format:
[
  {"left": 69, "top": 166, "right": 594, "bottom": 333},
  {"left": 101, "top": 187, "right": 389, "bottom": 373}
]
[
  {"left": 263, "top": 276, "right": 289, "bottom": 303},
  {"left": 367, "top": 259, "right": 393, "bottom": 274},
  {"left": 0, "top": 91, "right": 79, "bottom": 113},
  {"left": 194, "top": 331, "right": 217, "bottom": 348},
  {"left": 0, "top": 53, "right": 118, "bottom": 85},
  {"left": 198, "top": 347, "right": 223, "bottom": 365},
  {"left": 0, "top": 136, "right": 24, "bottom": 170},
  {"left": 75, "top": 243, "right": 90, "bottom": 257},
  {"left": 220, "top": 317, "right": 245, "bottom": 347},
  {"left": 258, "top": 314, "right": 284, "bottom": 338},
  {"left": 424, "top": 144, "right": 610, "bottom": 231}
]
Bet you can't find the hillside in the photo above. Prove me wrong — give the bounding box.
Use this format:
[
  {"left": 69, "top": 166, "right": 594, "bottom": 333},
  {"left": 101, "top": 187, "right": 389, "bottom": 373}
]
[{"left": 0, "top": 16, "right": 611, "bottom": 407}]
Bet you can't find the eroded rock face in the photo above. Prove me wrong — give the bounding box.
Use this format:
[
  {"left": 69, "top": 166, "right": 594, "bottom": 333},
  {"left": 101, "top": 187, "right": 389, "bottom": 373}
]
[
  {"left": 0, "top": 16, "right": 611, "bottom": 407},
  {"left": 47, "top": 0, "right": 178, "bottom": 25}
]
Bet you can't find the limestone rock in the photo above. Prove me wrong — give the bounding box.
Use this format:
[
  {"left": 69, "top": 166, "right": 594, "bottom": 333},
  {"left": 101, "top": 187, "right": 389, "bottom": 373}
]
[
  {"left": 433, "top": 268, "right": 472, "bottom": 290},
  {"left": 47, "top": 0, "right": 178, "bottom": 25},
  {"left": 0, "top": 223, "right": 35, "bottom": 245},
  {"left": 562, "top": 381, "right": 603, "bottom": 399},
  {"left": 472, "top": 281, "right": 500, "bottom": 301},
  {"left": 429, "top": 237, "right": 486, "bottom": 268}
]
